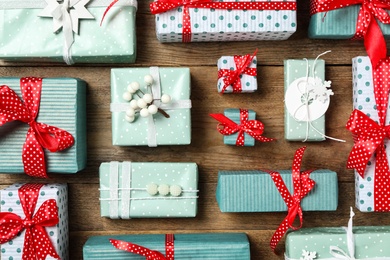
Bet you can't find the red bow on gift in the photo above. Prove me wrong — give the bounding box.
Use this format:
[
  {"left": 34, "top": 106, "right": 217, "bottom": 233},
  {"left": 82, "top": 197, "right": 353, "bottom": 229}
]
[
  {"left": 0, "top": 77, "right": 75, "bottom": 178},
  {"left": 0, "top": 184, "right": 60, "bottom": 260},
  {"left": 110, "top": 234, "right": 175, "bottom": 260},
  {"left": 210, "top": 109, "right": 275, "bottom": 146},
  {"left": 311, "top": 0, "right": 390, "bottom": 67},
  {"left": 263, "top": 147, "right": 315, "bottom": 252},
  {"left": 218, "top": 50, "right": 258, "bottom": 94}
]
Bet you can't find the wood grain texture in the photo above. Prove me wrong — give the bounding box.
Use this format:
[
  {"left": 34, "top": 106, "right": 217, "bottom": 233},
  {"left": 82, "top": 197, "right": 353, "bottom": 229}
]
[{"left": 1, "top": 0, "right": 390, "bottom": 259}]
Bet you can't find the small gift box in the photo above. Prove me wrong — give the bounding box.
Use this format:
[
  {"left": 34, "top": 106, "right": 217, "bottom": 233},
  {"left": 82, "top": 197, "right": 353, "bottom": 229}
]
[
  {"left": 217, "top": 52, "right": 257, "bottom": 93},
  {"left": 83, "top": 233, "right": 250, "bottom": 259},
  {"left": 150, "top": 0, "right": 297, "bottom": 43},
  {"left": 0, "top": 0, "right": 137, "bottom": 64},
  {"left": 0, "top": 77, "right": 87, "bottom": 178},
  {"left": 0, "top": 183, "right": 68, "bottom": 260},
  {"left": 210, "top": 108, "right": 275, "bottom": 146},
  {"left": 284, "top": 56, "right": 333, "bottom": 141},
  {"left": 111, "top": 67, "right": 191, "bottom": 147},
  {"left": 99, "top": 162, "right": 198, "bottom": 219},
  {"left": 285, "top": 208, "right": 390, "bottom": 259}
]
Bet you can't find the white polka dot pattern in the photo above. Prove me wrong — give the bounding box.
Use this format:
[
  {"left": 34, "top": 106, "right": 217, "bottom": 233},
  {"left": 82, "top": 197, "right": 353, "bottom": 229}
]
[
  {"left": 0, "top": 184, "right": 60, "bottom": 260},
  {"left": 0, "top": 77, "right": 75, "bottom": 178},
  {"left": 150, "top": 0, "right": 297, "bottom": 42},
  {"left": 110, "top": 234, "right": 175, "bottom": 259},
  {"left": 263, "top": 147, "right": 316, "bottom": 252},
  {"left": 210, "top": 108, "right": 275, "bottom": 146}
]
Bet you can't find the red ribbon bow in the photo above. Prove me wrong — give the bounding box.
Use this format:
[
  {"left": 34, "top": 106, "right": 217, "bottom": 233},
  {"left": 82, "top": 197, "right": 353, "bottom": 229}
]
[
  {"left": 110, "top": 234, "right": 175, "bottom": 260},
  {"left": 0, "top": 184, "right": 60, "bottom": 260},
  {"left": 218, "top": 50, "right": 258, "bottom": 94},
  {"left": 346, "top": 57, "right": 390, "bottom": 212},
  {"left": 150, "top": 0, "right": 297, "bottom": 42},
  {"left": 311, "top": 0, "right": 390, "bottom": 68},
  {"left": 0, "top": 77, "right": 75, "bottom": 178},
  {"left": 210, "top": 109, "right": 275, "bottom": 146},
  {"left": 263, "top": 147, "right": 315, "bottom": 252}
]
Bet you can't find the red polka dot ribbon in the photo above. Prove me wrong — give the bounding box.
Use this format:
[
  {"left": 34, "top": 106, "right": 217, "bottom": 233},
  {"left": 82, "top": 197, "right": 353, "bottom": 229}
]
[
  {"left": 0, "top": 77, "right": 75, "bottom": 178},
  {"left": 0, "top": 184, "right": 60, "bottom": 260},
  {"left": 263, "top": 147, "right": 315, "bottom": 252},
  {"left": 110, "top": 234, "right": 175, "bottom": 259},
  {"left": 210, "top": 109, "right": 275, "bottom": 146},
  {"left": 346, "top": 57, "right": 390, "bottom": 212},
  {"left": 150, "top": 0, "right": 297, "bottom": 42},
  {"left": 218, "top": 50, "right": 258, "bottom": 94},
  {"left": 310, "top": 0, "right": 390, "bottom": 68}
]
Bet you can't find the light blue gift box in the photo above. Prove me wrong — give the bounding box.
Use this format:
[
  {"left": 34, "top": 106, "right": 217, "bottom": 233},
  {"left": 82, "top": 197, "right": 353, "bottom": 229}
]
[
  {"left": 223, "top": 108, "right": 256, "bottom": 146},
  {"left": 99, "top": 162, "right": 198, "bottom": 219},
  {"left": 216, "top": 170, "right": 338, "bottom": 212},
  {"left": 0, "top": 78, "right": 87, "bottom": 174},
  {"left": 83, "top": 233, "right": 250, "bottom": 259}
]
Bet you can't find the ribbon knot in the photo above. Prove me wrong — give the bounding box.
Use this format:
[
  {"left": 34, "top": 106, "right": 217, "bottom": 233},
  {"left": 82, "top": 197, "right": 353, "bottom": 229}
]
[{"left": 22, "top": 218, "right": 34, "bottom": 228}]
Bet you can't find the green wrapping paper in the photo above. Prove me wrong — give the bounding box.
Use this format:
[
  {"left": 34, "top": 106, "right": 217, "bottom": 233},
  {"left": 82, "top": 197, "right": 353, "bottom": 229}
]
[
  {"left": 0, "top": 0, "right": 137, "bottom": 64},
  {"left": 83, "top": 233, "right": 250, "bottom": 259},
  {"left": 99, "top": 162, "right": 198, "bottom": 219},
  {"left": 216, "top": 170, "right": 338, "bottom": 212},
  {"left": 223, "top": 109, "right": 256, "bottom": 146},
  {"left": 0, "top": 77, "right": 87, "bottom": 174}
]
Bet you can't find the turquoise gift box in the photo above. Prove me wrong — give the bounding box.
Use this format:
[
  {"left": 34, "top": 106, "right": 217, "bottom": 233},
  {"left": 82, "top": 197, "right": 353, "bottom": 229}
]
[
  {"left": 0, "top": 0, "right": 137, "bottom": 64},
  {"left": 0, "top": 78, "right": 87, "bottom": 174},
  {"left": 111, "top": 67, "right": 191, "bottom": 147},
  {"left": 0, "top": 183, "right": 68, "bottom": 260},
  {"left": 99, "top": 162, "right": 198, "bottom": 219},
  {"left": 83, "top": 233, "right": 250, "bottom": 259},
  {"left": 216, "top": 170, "right": 338, "bottom": 212},
  {"left": 222, "top": 109, "right": 256, "bottom": 146}
]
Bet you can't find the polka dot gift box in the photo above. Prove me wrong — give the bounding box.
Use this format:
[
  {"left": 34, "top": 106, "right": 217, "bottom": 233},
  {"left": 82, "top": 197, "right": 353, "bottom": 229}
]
[
  {"left": 83, "top": 233, "right": 250, "bottom": 259},
  {"left": 99, "top": 162, "right": 198, "bottom": 218},
  {"left": 0, "top": 0, "right": 137, "bottom": 65},
  {"left": 111, "top": 67, "right": 191, "bottom": 147},
  {"left": 0, "top": 183, "right": 68, "bottom": 260},
  {"left": 0, "top": 77, "right": 87, "bottom": 177},
  {"left": 150, "top": 0, "right": 297, "bottom": 43}
]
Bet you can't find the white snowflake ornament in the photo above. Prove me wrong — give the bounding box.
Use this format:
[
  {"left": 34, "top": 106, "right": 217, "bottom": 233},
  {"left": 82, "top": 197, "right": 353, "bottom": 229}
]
[{"left": 300, "top": 250, "right": 317, "bottom": 260}]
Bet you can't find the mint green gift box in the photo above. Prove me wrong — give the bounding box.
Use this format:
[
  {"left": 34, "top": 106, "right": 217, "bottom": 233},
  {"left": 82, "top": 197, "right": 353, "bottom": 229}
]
[
  {"left": 223, "top": 109, "right": 256, "bottom": 146},
  {"left": 0, "top": 0, "right": 137, "bottom": 64},
  {"left": 0, "top": 78, "right": 87, "bottom": 174},
  {"left": 83, "top": 233, "right": 250, "bottom": 259},
  {"left": 216, "top": 170, "right": 338, "bottom": 212},
  {"left": 111, "top": 67, "right": 191, "bottom": 147},
  {"left": 99, "top": 162, "right": 198, "bottom": 219}
]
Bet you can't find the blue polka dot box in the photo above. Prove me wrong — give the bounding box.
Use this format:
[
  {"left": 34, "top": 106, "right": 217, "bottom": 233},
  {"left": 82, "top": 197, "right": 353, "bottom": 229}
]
[{"left": 0, "top": 0, "right": 137, "bottom": 64}]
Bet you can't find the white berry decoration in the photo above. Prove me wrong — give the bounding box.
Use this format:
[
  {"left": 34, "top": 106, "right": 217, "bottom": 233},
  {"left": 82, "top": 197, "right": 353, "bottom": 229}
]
[
  {"left": 129, "top": 99, "right": 139, "bottom": 109},
  {"left": 140, "top": 108, "right": 149, "bottom": 117},
  {"left": 144, "top": 74, "right": 154, "bottom": 85},
  {"left": 146, "top": 183, "right": 158, "bottom": 196},
  {"left": 170, "top": 185, "right": 182, "bottom": 197},
  {"left": 137, "top": 99, "right": 147, "bottom": 109},
  {"left": 125, "top": 115, "right": 135, "bottom": 123},
  {"left": 128, "top": 81, "right": 140, "bottom": 92},
  {"left": 143, "top": 93, "right": 153, "bottom": 103},
  {"left": 148, "top": 104, "right": 158, "bottom": 115},
  {"left": 123, "top": 92, "right": 132, "bottom": 101},
  {"left": 161, "top": 94, "right": 171, "bottom": 104},
  {"left": 158, "top": 184, "right": 170, "bottom": 196}
]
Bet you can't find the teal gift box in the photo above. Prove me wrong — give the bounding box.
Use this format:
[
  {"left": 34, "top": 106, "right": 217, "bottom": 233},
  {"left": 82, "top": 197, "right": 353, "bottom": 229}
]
[
  {"left": 83, "top": 233, "right": 250, "bottom": 259},
  {"left": 0, "top": 0, "right": 137, "bottom": 64},
  {"left": 224, "top": 108, "right": 256, "bottom": 146},
  {"left": 284, "top": 58, "right": 331, "bottom": 141},
  {"left": 111, "top": 67, "right": 191, "bottom": 147},
  {"left": 99, "top": 162, "right": 198, "bottom": 219},
  {"left": 216, "top": 170, "right": 338, "bottom": 212},
  {"left": 0, "top": 77, "right": 87, "bottom": 174}
]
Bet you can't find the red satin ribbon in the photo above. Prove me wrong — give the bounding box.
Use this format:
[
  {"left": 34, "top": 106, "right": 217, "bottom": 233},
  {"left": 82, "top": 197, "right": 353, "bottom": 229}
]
[
  {"left": 150, "top": 0, "right": 297, "bottom": 42},
  {"left": 346, "top": 57, "right": 390, "bottom": 212},
  {"left": 310, "top": 0, "right": 390, "bottom": 68},
  {"left": 218, "top": 50, "right": 258, "bottom": 94},
  {"left": 110, "top": 234, "right": 175, "bottom": 260},
  {"left": 0, "top": 184, "right": 60, "bottom": 260},
  {"left": 210, "top": 109, "right": 275, "bottom": 146},
  {"left": 263, "top": 147, "right": 315, "bottom": 252},
  {"left": 0, "top": 77, "right": 75, "bottom": 178}
]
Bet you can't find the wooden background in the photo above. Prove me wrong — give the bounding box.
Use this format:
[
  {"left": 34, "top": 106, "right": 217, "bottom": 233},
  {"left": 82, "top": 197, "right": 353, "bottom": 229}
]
[{"left": 1, "top": 0, "right": 390, "bottom": 259}]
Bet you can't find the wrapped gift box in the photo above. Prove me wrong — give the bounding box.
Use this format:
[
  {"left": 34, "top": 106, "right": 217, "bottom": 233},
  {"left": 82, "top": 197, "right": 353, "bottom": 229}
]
[
  {"left": 151, "top": 0, "right": 297, "bottom": 43},
  {"left": 284, "top": 58, "right": 330, "bottom": 141},
  {"left": 99, "top": 162, "right": 198, "bottom": 219},
  {"left": 0, "top": 77, "right": 87, "bottom": 174},
  {"left": 83, "top": 233, "right": 250, "bottom": 259},
  {"left": 216, "top": 170, "right": 338, "bottom": 212},
  {"left": 0, "top": 183, "right": 68, "bottom": 260},
  {"left": 222, "top": 109, "right": 256, "bottom": 146},
  {"left": 111, "top": 67, "right": 191, "bottom": 147},
  {"left": 217, "top": 55, "right": 257, "bottom": 93},
  {"left": 0, "top": 0, "right": 137, "bottom": 64}
]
